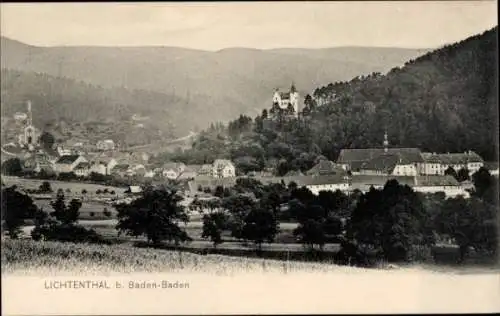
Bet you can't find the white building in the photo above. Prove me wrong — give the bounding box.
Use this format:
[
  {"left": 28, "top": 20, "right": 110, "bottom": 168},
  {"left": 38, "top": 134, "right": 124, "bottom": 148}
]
[
  {"left": 420, "top": 151, "right": 484, "bottom": 176},
  {"left": 413, "top": 175, "right": 470, "bottom": 198},
  {"left": 302, "top": 175, "right": 351, "bottom": 195},
  {"left": 161, "top": 162, "right": 186, "bottom": 180},
  {"left": 212, "top": 159, "right": 236, "bottom": 178},
  {"left": 272, "top": 84, "right": 299, "bottom": 117},
  {"left": 53, "top": 155, "right": 88, "bottom": 174},
  {"left": 96, "top": 139, "right": 116, "bottom": 151},
  {"left": 349, "top": 175, "right": 470, "bottom": 199}
]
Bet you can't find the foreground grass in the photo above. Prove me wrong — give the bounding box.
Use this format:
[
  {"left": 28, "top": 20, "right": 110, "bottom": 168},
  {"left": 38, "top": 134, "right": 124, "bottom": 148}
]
[{"left": 1, "top": 239, "right": 355, "bottom": 276}]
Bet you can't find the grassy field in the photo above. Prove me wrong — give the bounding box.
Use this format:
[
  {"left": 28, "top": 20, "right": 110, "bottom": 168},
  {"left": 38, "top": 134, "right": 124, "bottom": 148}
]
[
  {"left": 2, "top": 176, "right": 127, "bottom": 196},
  {"left": 3, "top": 240, "right": 499, "bottom": 315},
  {"left": 1, "top": 238, "right": 345, "bottom": 275},
  {"left": 32, "top": 200, "right": 117, "bottom": 220}
]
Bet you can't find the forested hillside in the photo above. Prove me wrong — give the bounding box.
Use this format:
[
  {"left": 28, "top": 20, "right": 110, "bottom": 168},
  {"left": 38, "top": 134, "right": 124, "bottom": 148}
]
[
  {"left": 156, "top": 27, "right": 498, "bottom": 174},
  {"left": 1, "top": 36, "right": 429, "bottom": 130},
  {"left": 0, "top": 68, "right": 194, "bottom": 141}
]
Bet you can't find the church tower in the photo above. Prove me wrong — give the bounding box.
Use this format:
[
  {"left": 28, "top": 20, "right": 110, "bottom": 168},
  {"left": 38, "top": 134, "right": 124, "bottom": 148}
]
[{"left": 23, "top": 100, "right": 38, "bottom": 150}]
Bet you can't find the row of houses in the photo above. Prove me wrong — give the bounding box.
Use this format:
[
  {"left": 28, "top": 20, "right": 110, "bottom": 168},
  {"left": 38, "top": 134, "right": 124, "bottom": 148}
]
[
  {"left": 336, "top": 133, "right": 489, "bottom": 177},
  {"left": 22, "top": 151, "right": 238, "bottom": 181}
]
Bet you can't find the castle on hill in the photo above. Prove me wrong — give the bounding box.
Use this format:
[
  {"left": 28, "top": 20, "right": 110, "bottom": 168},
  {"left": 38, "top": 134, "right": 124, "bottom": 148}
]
[{"left": 272, "top": 83, "right": 299, "bottom": 117}]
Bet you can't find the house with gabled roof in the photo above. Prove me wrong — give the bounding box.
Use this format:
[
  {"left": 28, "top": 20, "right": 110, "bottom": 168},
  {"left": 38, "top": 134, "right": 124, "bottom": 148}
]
[
  {"left": 212, "top": 159, "right": 236, "bottom": 178},
  {"left": 53, "top": 155, "right": 87, "bottom": 174},
  {"left": 359, "top": 151, "right": 421, "bottom": 176},
  {"left": 22, "top": 153, "right": 55, "bottom": 175},
  {"left": 160, "top": 162, "right": 186, "bottom": 180},
  {"left": 178, "top": 164, "right": 202, "bottom": 180},
  {"left": 110, "top": 164, "right": 130, "bottom": 177},
  {"left": 306, "top": 159, "right": 346, "bottom": 176},
  {"left": 300, "top": 174, "right": 351, "bottom": 195}
]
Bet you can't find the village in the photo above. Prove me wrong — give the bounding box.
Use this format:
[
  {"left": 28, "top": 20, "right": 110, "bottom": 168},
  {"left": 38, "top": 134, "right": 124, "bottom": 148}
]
[{"left": 2, "top": 99, "right": 498, "bottom": 205}]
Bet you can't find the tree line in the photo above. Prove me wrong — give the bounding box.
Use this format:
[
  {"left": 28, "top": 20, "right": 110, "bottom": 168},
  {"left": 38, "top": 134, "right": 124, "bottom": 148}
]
[{"left": 3, "top": 167, "right": 496, "bottom": 266}]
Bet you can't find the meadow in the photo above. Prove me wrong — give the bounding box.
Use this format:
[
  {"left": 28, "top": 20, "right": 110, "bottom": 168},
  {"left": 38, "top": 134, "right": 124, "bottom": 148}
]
[
  {"left": 1, "top": 238, "right": 346, "bottom": 275},
  {"left": 2, "top": 176, "right": 127, "bottom": 196}
]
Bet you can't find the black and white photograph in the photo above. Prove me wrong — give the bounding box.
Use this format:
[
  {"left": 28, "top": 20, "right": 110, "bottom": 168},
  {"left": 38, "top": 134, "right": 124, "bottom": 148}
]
[{"left": 1, "top": 1, "right": 499, "bottom": 314}]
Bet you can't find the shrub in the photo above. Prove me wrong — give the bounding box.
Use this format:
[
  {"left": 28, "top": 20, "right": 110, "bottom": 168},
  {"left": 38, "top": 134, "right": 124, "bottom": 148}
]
[{"left": 38, "top": 181, "right": 53, "bottom": 193}]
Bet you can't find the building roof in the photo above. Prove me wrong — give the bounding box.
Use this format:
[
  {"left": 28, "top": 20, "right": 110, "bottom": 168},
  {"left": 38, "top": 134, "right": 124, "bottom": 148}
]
[
  {"left": 162, "top": 162, "right": 185, "bottom": 170},
  {"left": 184, "top": 164, "right": 203, "bottom": 173},
  {"left": 359, "top": 153, "right": 414, "bottom": 173},
  {"left": 483, "top": 161, "right": 499, "bottom": 170},
  {"left": 55, "top": 155, "right": 81, "bottom": 164},
  {"left": 306, "top": 160, "right": 345, "bottom": 176},
  {"left": 300, "top": 174, "right": 349, "bottom": 186},
  {"left": 198, "top": 164, "right": 213, "bottom": 174},
  {"left": 74, "top": 162, "right": 91, "bottom": 170},
  {"left": 213, "top": 159, "right": 234, "bottom": 167},
  {"left": 350, "top": 175, "right": 415, "bottom": 187},
  {"left": 93, "top": 157, "right": 116, "bottom": 165},
  {"left": 422, "top": 152, "right": 484, "bottom": 164},
  {"left": 337, "top": 148, "right": 423, "bottom": 164},
  {"left": 111, "top": 164, "right": 130, "bottom": 172}
]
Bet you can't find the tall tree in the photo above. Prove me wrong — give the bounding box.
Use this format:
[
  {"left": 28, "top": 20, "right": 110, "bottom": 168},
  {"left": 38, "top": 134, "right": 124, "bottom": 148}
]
[
  {"left": 115, "top": 187, "right": 191, "bottom": 245},
  {"left": 242, "top": 207, "right": 279, "bottom": 251},
  {"left": 202, "top": 212, "right": 229, "bottom": 248},
  {"left": 1, "top": 186, "right": 38, "bottom": 239}
]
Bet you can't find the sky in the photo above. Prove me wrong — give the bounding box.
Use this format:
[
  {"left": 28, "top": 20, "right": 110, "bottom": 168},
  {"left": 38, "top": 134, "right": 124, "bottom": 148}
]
[{"left": 0, "top": 1, "right": 497, "bottom": 50}]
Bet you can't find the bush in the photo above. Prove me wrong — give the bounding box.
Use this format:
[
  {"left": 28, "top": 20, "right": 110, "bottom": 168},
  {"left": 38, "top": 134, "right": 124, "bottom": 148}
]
[
  {"left": 31, "top": 223, "right": 102, "bottom": 243},
  {"left": 31, "top": 194, "right": 104, "bottom": 244},
  {"left": 39, "top": 181, "right": 53, "bottom": 193}
]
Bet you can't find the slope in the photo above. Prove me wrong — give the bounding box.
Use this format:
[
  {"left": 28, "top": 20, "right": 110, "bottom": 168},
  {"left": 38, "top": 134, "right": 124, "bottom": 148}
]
[
  {"left": 1, "top": 37, "right": 431, "bottom": 128},
  {"left": 166, "top": 26, "right": 498, "bottom": 173}
]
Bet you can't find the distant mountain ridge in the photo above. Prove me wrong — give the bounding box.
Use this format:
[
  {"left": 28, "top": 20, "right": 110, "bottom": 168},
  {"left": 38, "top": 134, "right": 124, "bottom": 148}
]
[{"left": 1, "top": 36, "right": 431, "bottom": 130}]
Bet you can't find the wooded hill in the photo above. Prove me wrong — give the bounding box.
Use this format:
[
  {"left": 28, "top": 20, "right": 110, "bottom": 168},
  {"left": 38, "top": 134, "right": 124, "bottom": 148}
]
[
  {"left": 159, "top": 27, "right": 498, "bottom": 174},
  {"left": 1, "top": 36, "right": 429, "bottom": 132},
  {"left": 0, "top": 68, "right": 188, "bottom": 143}
]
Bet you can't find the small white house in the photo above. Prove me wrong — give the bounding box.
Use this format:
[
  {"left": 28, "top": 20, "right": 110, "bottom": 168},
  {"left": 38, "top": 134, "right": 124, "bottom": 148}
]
[
  {"left": 96, "top": 139, "right": 116, "bottom": 151},
  {"left": 212, "top": 159, "right": 236, "bottom": 178},
  {"left": 302, "top": 175, "right": 351, "bottom": 195}
]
